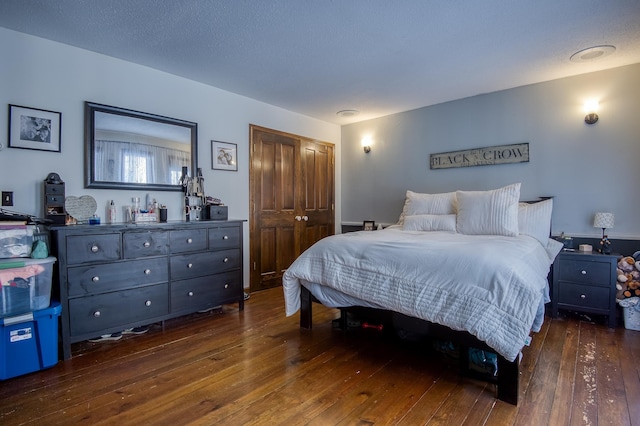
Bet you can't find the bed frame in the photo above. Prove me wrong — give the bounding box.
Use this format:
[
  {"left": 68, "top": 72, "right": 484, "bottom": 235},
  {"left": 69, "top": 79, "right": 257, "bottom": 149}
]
[{"left": 299, "top": 286, "right": 520, "bottom": 405}]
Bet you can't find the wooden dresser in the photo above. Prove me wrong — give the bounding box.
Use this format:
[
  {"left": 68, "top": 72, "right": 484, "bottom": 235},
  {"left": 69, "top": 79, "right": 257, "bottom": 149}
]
[{"left": 50, "top": 220, "right": 244, "bottom": 359}]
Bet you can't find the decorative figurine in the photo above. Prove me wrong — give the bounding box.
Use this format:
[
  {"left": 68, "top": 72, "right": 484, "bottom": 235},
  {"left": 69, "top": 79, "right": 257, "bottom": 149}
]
[
  {"left": 600, "top": 235, "right": 612, "bottom": 255},
  {"left": 179, "top": 166, "right": 191, "bottom": 221}
]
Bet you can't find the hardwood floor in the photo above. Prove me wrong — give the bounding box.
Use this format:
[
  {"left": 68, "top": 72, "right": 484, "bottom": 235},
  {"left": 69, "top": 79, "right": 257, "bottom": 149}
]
[{"left": 1, "top": 287, "right": 639, "bottom": 425}]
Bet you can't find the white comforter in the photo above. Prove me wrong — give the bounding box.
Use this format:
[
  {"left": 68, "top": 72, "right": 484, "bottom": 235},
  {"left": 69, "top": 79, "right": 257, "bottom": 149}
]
[{"left": 283, "top": 227, "right": 561, "bottom": 362}]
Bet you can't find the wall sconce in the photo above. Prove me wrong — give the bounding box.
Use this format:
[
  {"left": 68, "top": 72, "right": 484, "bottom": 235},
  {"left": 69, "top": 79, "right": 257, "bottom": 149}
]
[
  {"left": 361, "top": 136, "right": 372, "bottom": 154},
  {"left": 584, "top": 99, "right": 599, "bottom": 124}
]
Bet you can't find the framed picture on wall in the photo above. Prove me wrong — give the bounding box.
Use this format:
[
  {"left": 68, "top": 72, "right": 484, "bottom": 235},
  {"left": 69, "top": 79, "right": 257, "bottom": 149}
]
[
  {"left": 211, "top": 140, "right": 237, "bottom": 171},
  {"left": 8, "top": 104, "right": 62, "bottom": 152},
  {"left": 363, "top": 220, "right": 375, "bottom": 231}
]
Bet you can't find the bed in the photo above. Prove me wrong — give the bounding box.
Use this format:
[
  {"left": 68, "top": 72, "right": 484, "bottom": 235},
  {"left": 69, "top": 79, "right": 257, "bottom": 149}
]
[{"left": 282, "top": 183, "right": 562, "bottom": 405}]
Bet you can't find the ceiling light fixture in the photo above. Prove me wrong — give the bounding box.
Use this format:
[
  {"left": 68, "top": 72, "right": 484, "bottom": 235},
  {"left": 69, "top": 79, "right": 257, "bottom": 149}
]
[
  {"left": 570, "top": 45, "right": 616, "bottom": 63},
  {"left": 336, "top": 109, "right": 360, "bottom": 118}
]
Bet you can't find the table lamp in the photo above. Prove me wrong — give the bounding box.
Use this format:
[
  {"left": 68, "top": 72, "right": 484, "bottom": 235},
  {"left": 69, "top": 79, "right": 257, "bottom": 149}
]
[
  {"left": 593, "top": 212, "right": 614, "bottom": 254},
  {"left": 593, "top": 212, "right": 614, "bottom": 238}
]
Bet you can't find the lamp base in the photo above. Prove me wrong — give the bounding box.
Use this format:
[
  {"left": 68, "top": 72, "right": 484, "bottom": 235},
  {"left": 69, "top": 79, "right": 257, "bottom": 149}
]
[{"left": 600, "top": 232, "right": 612, "bottom": 254}]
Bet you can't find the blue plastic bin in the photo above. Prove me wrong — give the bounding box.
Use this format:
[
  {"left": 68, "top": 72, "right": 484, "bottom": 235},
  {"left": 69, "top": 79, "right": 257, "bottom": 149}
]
[{"left": 0, "top": 301, "right": 61, "bottom": 380}]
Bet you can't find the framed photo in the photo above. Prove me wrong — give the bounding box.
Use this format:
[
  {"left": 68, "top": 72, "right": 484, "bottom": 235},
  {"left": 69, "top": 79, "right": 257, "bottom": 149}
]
[
  {"left": 8, "top": 104, "right": 61, "bottom": 152},
  {"left": 211, "top": 140, "right": 237, "bottom": 171},
  {"left": 363, "top": 220, "right": 376, "bottom": 231}
]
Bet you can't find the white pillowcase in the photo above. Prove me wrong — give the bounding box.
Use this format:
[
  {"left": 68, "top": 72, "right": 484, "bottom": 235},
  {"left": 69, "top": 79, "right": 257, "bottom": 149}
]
[
  {"left": 518, "top": 198, "right": 553, "bottom": 246},
  {"left": 398, "top": 190, "right": 457, "bottom": 225},
  {"left": 456, "top": 183, "right": 521, "bottom": 236},
  {"left": 402, "top": 214, "right": 457, "bottom": 232}
]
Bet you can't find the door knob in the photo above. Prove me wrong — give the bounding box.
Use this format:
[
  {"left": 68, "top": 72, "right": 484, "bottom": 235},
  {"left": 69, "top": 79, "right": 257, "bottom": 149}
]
[
  {"left": 302, "top": 215, "right": 309, "bottom": 221},
  {"left": 295, "top": 215, "right": 302, "bottom": 221}
]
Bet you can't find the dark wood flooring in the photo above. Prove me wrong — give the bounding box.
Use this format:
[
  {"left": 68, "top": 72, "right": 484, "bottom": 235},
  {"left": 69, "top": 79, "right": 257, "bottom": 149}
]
[{"left": 1, "top": 287, "right": 639, "bottom": 425}]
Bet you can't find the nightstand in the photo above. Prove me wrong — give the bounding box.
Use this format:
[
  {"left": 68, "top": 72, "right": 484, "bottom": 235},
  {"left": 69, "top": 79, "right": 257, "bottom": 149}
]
[{"left": 552, "top": 250, "right": 619, "bottom": 328}]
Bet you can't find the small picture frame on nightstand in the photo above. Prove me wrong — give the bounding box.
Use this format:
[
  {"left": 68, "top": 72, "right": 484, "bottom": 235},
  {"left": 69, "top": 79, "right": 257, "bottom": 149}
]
[{"left": 363, "top": 220, "right": 375, "bottom": 231}]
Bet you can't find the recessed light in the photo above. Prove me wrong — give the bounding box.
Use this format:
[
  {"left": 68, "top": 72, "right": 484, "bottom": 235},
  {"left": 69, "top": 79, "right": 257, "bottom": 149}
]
[
  {"left": 336, "top": 109, "right": 359, "bottom": 118},
  {"left": 570, "top": 45, "right": 616, "bottom": 63}
]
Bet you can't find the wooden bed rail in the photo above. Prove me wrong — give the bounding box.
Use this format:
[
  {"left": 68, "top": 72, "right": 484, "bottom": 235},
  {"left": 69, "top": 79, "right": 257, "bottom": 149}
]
[{"left": 299, "top": 285, "right": 519, "bottom": 405}]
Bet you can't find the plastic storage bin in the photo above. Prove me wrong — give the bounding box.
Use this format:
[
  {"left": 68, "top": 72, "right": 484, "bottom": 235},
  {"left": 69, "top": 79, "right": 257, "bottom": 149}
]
[
  {"left": 0, "top": 257, "right": 55, "bottom": 318},
  {"left": 619, "top": 297, "right": 640, "bottom": 331},
  {"left": 0, "top": 224, "right": 35, "bottom": 258},
  {"left": 0, "top": 301, "right": 61, "bottom": 379}
]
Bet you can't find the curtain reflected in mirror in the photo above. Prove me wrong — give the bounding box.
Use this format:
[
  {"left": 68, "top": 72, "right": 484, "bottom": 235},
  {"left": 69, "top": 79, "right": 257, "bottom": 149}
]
[
  {"left": 94, "top": 140, "right": 190, "bottom": 185},
  {"left": 85, "top": 102, "right": 197, "bottom": 191}
]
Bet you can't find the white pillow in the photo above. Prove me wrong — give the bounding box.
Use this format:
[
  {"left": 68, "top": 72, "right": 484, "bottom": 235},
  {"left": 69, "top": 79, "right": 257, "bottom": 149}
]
[
  {"left": 402, "top": 214, "right": 457, "bottom": 232},
  {"left": 518, "top": 198, "right": 553, "bottom": 246},
  {"left": 398, "top": 190, "right": 457, "bottom": 225},
  {"left": 456, "top": 183, "right": 521, "bottom": 236}
]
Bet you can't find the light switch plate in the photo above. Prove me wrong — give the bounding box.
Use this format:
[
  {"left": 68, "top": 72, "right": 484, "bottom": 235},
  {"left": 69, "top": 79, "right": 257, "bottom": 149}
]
[{"left": 2, "top": 191, "right": 13, "bottom": 206}]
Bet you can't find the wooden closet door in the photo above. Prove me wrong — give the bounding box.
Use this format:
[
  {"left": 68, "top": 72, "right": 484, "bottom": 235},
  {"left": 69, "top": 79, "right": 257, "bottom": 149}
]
[
  {"left": 249, "top": 125, "right": 334, "bottom": 292},
  {"left": 299, "top": 139, "right": 334, "bottom": 253}
]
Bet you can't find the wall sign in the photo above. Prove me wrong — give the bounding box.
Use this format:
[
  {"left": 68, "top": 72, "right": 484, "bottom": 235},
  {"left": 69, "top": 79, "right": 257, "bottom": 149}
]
[{"left": 430, "top": 143, "right": 529, "bottom": 170}]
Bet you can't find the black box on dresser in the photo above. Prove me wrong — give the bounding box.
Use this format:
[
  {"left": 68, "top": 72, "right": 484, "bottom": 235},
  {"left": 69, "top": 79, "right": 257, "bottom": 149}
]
[{"left": 205, "top": 205, "right": 228, "bottom": 221}]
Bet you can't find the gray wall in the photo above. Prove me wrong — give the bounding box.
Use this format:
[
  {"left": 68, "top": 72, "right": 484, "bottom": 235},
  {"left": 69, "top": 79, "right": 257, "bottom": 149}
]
[
  {"left": 0, "top": 27, "right": 341, "bottom": 288},
  {"left": 341, "top": 63, "right": 640, "bottom": 239}
]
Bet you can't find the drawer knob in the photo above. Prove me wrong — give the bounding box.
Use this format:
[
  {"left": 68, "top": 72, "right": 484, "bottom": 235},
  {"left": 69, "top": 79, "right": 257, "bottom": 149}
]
[
  {"left": 188, "top": 291, "right": 194, "bottom": 296},
  {"left": 187, "top": 238, "right": 193, "bottom": 244},
  {"left": 91, "top": 245, "right": 99, "bottom": 253},
  {"left": 187, "top": 263, "right": 193, "bottom": 268},
  {"left": 145, "top": 300, "right": 152, "bottom": 307},
  {"left": 223, "top": 235, "right": 229, "bottom": 240},
  {"left": 144, "top": 269, "right": 151, "bottom": 275},
  {"left": 581, "top": 270, "right": 587, "bottom": 275},
  {"left": 92, "top": 276, "right": 100, "bottom": 282},
  {"left": 580, "top": 294, "right": 586, "bottom": 299},
  {"left": 143, "top": 241, "right": 151, "bottom": 248},
  {"left": 224, "top": 284, "right": 229, "bottom": 289},
  {"left": 223, "top": 257, "right": 229, "bottom": 263},
  {"left": 93, "top": 311, "right": 101, "bottom": 318}
]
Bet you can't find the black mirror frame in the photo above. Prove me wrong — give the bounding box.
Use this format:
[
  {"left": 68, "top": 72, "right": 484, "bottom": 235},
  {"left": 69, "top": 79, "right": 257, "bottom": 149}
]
[{"left": 84, "top": 101, "right": 198, "bottom": 191}]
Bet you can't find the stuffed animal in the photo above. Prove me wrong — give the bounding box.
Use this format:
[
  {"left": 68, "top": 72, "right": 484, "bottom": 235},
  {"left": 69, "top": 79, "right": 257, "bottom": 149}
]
[{"left": 617, "top": 256, "right": 640, "bottom": 300}]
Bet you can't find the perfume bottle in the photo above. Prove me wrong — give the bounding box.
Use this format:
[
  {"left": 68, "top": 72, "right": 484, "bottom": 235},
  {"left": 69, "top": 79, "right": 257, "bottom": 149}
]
[{"left": 107, "top": 200, "right": 117, "bottom": 223}]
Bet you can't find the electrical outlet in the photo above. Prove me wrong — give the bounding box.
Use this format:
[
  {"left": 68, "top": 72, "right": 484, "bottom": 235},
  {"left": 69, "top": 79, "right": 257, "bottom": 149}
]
[{"left": 2, "top": 191, "right": 13, "bottom": 206}]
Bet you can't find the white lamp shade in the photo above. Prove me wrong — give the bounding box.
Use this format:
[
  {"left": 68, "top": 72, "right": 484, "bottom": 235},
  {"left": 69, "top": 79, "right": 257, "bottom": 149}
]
[{"left": 593, "top": 212, "right": 614, "bottom": 229}]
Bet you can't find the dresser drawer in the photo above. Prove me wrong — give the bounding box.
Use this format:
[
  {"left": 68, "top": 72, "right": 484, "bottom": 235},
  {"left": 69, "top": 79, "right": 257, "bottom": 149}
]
[
  {"left": 557, "top": 282, "right": 610, "bottom": 310},
  {"left": 66, "top": 234, "right": 121, "bottom": 264},
  {"left": 45, "top": 194, "right": 65, "bottom": 205},
  {"left": 69, "top": 283, "right": 169, "bottom": 336},
  {"left": 171, "top": 270, "right": 242, "bottom": 312},
  {"left": 170, "top": 229, "right": 208, "bottom": 253},
  {"left": 67, "top": 257, "right": 168, "bottom": 297},
  {"left": 557, "top": 259, "right": 611, "bottom": 287},
  {"left": 44, "top": 183, "right": 64, "bottom": 195},
  {"left": 209, "top": 226, "right": 241, "bottom": 250},
  {"left": 170, "top": 249, "right": 240, "bottom": 280},
  {"left": 124, "top": 230, "right": 169, "bottom": 258}
]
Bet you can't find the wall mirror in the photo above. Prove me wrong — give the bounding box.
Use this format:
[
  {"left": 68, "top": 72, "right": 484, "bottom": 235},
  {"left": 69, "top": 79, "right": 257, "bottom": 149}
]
[{"left": 85, "top": 102, "right": 198, "bottom": 191}]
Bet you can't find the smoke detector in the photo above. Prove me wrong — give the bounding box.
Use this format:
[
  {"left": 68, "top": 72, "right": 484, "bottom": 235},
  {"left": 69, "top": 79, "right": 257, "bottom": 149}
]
[
  {"left": 570, "top": 45, "right": 616, "bottom": 63},
  {"left": 336, "top": 109, "right": 360, "bottom": 118}
]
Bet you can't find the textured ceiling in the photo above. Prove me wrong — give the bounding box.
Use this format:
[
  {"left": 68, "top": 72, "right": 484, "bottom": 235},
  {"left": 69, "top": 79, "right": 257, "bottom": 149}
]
[{"left": 1, "top": 0, "right": 639, "bottom": 124}]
